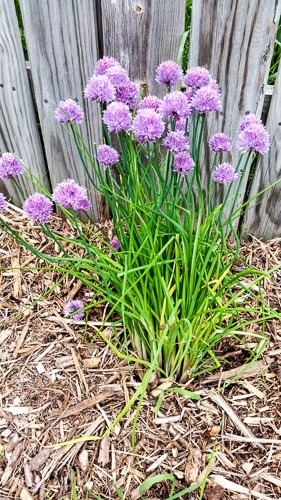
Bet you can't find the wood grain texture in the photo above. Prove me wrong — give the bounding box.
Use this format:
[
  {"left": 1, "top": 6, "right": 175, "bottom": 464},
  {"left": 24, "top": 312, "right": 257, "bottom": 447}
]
[
  {"left": 0, "top": 0, "right": 48, "bottom": 205},
  {"left": 20, "top": 0, "right": 103, "bottom": 219},
  {"left": 189, "top": 0, "right": 280, "bottom": 217},
  {"left": 243, "top": 63, "right": 281, "bottom": 240},
  {"left": 101, "top": 0, "right": 186, "bottom": 96}
]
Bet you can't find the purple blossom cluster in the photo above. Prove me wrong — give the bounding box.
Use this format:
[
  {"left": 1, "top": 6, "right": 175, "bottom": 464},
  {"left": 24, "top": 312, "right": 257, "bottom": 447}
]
[
  {"left": 84, "top": 75, "right": 116, "bottom": 103},
  {"left": 52, "top": 179, "right": 91, "bottom": 211},
  {"left": 64, "top": 300, "right": 85, "bottom": 320},
  {"left": 138, "top": 95, "right": 162, "bottom": 112},
  {"left": 55, "top": 99, "right": 84, "bottom": 124},
  {"left": 110, "top": 238, "right": 121, "bottom": 251},
  {"left": 0, "top": 193, "right": 7, "bottom": 212},
  {"left": 23, "top": 193, "right": 53, "bottom": 223},
  {"left": 212, "top": 163, "right": 238, "bottom": 185},
  {"left": 159, "top": 91, "right": 192, "bottom": 120},
  {"left": 209, "top": 133, "right": 231, "bottom": 153},
  {"left": 184, "top": 66, "right": 211, "bottom": 90},
  {"left": 0, "top": 153, "right": 24, "bottom": 180},
  {"left": 103, "top": 102, "right": 132, "bottom": 132},
  {"left": 97, "top": 145, "right": 119, "bottom": 166},
  {"left": 163, "top": 131, "right": 189, "bottom": 153},
  {"left": 156, "top": 60, "right": 183, "bottom": 88},
  {"left": 173, "top": 152, "right": 195, "bottom": 176},
  {"left": 116, "top": 81, "right": 140, "bottom": 110},
  {"left": 132, "top": 108, "right": 164, "bottom": 143},
  {"left": 192, "top": 85, "right": 221, "bottom": 114},
  {"left": 236, "top": 115, "right": 270, "bottom": 155}
]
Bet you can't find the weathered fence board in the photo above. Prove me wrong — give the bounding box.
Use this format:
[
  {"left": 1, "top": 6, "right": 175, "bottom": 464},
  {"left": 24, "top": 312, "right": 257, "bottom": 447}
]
[
  {"left": 101, "top": 0, "right": 186, "bottom": 96},
  {"left": 20, "top": 0, "right": 103, "bottom": 219},
  {"left": 189, "top": 0, "right": 280, "bottom": 216},
  {"left": 0, "top": 0, "right": 48, "bottom": 204},
  {"left": 243, "top": 63, "right": 281, "bottom": 240}
]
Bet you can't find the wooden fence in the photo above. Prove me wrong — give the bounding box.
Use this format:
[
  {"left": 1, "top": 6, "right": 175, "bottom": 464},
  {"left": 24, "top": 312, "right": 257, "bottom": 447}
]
[{"left": 0, "top": 0, "right": 280, "bottom": 238}]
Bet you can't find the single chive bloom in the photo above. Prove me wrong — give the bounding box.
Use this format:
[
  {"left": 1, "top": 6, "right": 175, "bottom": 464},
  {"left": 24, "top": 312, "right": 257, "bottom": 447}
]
[
  {"left": 236, "top": 123, "right": 270, "bottom": 155},
  {"left": 163, "top": 131, "right": 189, "bottom": 153},
  {"left": 155, "top": 60, "right": 183, "bottom": 88},
  {"left": 84, "top": 75, "right": 116, "bottom": 103},
  {"left": 64, "top": 299, "right": 85, "bottom": 320},
  {"left": 23, "top": 193, "right": 53, "bottom": 223},
  {"left": 212, "top": 163, "right": 238, "bottom": 184},
  {"left": 132, "top": 108, "right": 164, "bottom": 143},
  {"left": 53, "top": 179, "right": 91, "bottom": 211},
  {"left": 103, "top": 102, "right": 132, "bottom": 133},
  {"left": 94, "top": 56, "right": 121, "bottom": 76},
  {"left": 105, "top": 66, "right": 129, "bottom": 88},
  {"left": 209, "top": 133, "right": 231, "bottom": 152},
  {"left": 97, "top": 145, "right": 119, "bottom": 166},
  {"left": 116, "top": 81, "right": 140, "bottom": 110},
  {"left": 173, "top": 152, "right": 195, "bottom": 176},
  {"left": 138, "top": 95, "right": 162, "bottom": 112},
  {"left": 0, "top": 193, "right": 7, "bottom": 212},
  {"left": 239, "top": 113, "right": 263, "bottom": 131},
  {"left": 0, "top": 153, "right": 24, "bottom": 179},
  {"left": 54, "top": 99, "right": 84, "bottom": 124},
  {"left": 192, "top": 85, "right": 221, "bottom": 114},
  {"left": 184, "top": 66, "right": 211, "bottom": 89},
  {"left": 159, "top": 91, "right": 192, "bottom": 119},
  {"left": 110, "top": 238, "right": 121, "bottom": 251}
]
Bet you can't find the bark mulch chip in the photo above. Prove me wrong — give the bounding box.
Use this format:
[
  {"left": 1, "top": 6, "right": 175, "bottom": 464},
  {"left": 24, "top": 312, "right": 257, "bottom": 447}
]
[{"left": 0, "top": 204, "right": 280, "bottom": 499}]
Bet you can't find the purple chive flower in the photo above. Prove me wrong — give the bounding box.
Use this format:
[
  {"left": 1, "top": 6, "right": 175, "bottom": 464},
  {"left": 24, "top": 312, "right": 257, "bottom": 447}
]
[
  {"left": 97, "top": 145, "right": 119, "bottom": 166},
  {"left": 163, "top": 131, "right": 189, "bottom": 153},
  {"left": 0, "top": 153, "right": 24, "bottom": 179},
  {"left": 192, "top": 85, "right": 221, "bottom": 114},
  {"left": 173, "top": 152, "right": 195, "bottom": 176},
  {"left": 116, "top": 81, "right": 140, "bottom": 110},
  {"left": 209, "top": 133, "right": 231, "bottom": 153},
  {"left": 54, "top": 99, "right": 84, "bottom": 124},
  {"left": 0, "top": 193, "right": 7, "bottom": 212},
  {"left": 184, "top": 66, "right": 211, "bottom": 89},
  {"left": 236, "top": 123, "right": 270, "bottom": 155},
  {"left": 23, "top": 193, "right": 53, "bottom": 223},
  {"left": 64, "top": 300, "right": 85, "bottom": 320},
  {"left": 103, "top": 102, "right": 132, "bottom": 133},
  {"left": 110, "top": 238, "right": 121, "bottom": 251},
  {"left": 156, "top": 60, "right": 183, "bottom": 88},
  {"left": 84, "top": 75, "right": 116, "bottom": 103},
  {"left": 212, "top": 163, "right": 238, "bottom": 184},
  {"left": 239, "top": 114, "right": 263, "bottom": 132},
  {"left": 53, "top": 179, "right": 91, "bottom": 211},
  {"left": 94, "top": 56, "right": 121, "bottom": 76},
  {"left": 159, "top": 91, "right": 192, "bottom": 119},
  {"left": 138, "top": 95, "right": 162, "bottom": 112},
  {"left": 105, "top": 66, "right": 129, "bottom": 88},
  {"left": 132, "top": 108, "right": 164, "bottom": 143}
]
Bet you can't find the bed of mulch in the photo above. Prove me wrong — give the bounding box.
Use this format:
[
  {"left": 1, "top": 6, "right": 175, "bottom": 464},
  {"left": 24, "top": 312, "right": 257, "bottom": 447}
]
[{"left": 0, "top": 204, "right": 280, "bottom": 500}]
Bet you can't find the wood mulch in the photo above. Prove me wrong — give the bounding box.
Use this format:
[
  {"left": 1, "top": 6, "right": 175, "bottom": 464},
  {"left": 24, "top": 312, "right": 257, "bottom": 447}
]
[{"left": 0, "top": 204, "right": 280, "bottom": 500}]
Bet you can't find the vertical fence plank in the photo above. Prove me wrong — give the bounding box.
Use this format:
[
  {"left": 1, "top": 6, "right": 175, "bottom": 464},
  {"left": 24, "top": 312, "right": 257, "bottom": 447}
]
[
  {"left": 101, "top": 0, "right": 186, "bottom": 96},
  {"left": 243, "top": 66, "right": 281, "bottom": 240},
  {"left": 189, "top": 0, "right": 280, "bottom": 219},
  {"left": 20, "top": 0, "right": 103, "bottom": 220},
  {"left": 0, "top": 0, "right": 48, "bottom": 205}
]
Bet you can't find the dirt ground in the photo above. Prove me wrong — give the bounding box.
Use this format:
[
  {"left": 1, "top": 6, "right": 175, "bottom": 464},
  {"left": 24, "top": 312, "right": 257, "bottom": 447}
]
[{"left": 0, "top": 204, "right": 280, "bottom": 500}]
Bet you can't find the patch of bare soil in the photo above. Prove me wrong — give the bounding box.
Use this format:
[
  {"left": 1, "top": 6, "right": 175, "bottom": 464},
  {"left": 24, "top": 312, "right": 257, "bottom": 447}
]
[{"left": 0, "top": 204, "right": 280, "bottom": 500}]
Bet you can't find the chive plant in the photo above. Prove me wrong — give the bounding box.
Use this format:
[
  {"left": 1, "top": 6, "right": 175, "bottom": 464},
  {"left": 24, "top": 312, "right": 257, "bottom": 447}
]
[{"left": 0, "top": 57, "right": 278, "bottom": 382}]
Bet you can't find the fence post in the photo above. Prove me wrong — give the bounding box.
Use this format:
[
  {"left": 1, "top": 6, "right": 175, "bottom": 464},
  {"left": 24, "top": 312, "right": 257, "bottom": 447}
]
[
  {"left": 100, "top": 0, "right": 186, "bottom": 96},
  {"left": 20, "top": 0, "right": 103, "bottom": 220},
  {"left": 0, "top": 0, "right": 48, "bottom": 205},
  {"left": 188, "top": 0, "right": 280, "bottom": 228}
]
